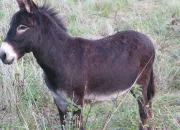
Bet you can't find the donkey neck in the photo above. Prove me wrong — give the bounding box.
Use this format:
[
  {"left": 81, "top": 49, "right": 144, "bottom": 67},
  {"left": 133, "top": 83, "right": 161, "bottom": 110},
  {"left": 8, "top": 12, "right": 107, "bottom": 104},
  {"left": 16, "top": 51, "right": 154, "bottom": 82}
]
[
  {"left": 32, "top": 33, "right": 74, "bottom": 90},
  {"left": 33, "top": 32, "right": 71, "bottom": 68},
  {"left": 32, "top": 7, "right": 71, "bottom": 70}
]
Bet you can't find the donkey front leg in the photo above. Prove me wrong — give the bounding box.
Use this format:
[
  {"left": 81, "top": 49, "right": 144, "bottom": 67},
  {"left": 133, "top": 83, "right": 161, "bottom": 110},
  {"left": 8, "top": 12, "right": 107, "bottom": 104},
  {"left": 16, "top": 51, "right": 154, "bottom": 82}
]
[
  {"left": 54, "top": 98, "right": 67, "bottom": 130},
  {"left": 73, "top": 94, "right": 85, "bottom": 130},
  {"left": 51, "top": 90, "right": 68, "bottom": 129},
  {"left": 54, "top": 93, "right": 85, "bottom": 130}
]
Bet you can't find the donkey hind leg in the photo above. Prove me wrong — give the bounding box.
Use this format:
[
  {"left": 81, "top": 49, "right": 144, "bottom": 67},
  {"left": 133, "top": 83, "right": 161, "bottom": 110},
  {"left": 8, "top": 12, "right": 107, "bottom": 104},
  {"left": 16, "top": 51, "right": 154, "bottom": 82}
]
[
  {"left": 138, "top": 95, "right": 153, "bottom": 130},
  {"left": 136, "top": 70, "right": 155, "bottom": 130}
]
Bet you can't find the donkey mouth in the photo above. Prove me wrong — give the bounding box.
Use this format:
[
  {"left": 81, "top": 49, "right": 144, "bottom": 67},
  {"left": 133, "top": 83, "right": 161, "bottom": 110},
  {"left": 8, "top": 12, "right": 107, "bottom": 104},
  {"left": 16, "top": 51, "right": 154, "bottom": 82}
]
[{"left": 2, "top": 58, "right": 15, "bottom": 65}]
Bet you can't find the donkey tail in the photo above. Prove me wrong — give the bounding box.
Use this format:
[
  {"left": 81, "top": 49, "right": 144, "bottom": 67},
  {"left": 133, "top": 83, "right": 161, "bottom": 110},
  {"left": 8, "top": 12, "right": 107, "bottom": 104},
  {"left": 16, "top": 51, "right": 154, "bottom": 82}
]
[{"left": 147, "top": 69, "right": 155, "bottom": 101}]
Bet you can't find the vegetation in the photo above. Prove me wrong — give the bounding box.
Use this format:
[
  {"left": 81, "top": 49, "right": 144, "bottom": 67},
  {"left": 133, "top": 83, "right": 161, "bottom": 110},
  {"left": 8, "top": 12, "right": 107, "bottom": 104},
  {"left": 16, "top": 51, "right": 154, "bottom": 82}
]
[{"left": 0, "top": 0, "right": 179, "bottom": 129}]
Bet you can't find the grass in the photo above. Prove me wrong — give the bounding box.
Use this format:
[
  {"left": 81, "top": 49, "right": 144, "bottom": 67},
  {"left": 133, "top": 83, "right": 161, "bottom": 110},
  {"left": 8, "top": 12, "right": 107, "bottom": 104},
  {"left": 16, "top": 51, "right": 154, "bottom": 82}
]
[{"left": 0, "top": 0, "right": 180, "bottom": 129}]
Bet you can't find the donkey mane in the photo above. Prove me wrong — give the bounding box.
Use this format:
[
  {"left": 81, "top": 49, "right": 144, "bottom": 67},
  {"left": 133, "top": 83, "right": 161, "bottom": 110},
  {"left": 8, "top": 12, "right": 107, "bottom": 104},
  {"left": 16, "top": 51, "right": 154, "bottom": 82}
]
[{"left": 39, "top": 5, "right": 67, "bottom": 32}]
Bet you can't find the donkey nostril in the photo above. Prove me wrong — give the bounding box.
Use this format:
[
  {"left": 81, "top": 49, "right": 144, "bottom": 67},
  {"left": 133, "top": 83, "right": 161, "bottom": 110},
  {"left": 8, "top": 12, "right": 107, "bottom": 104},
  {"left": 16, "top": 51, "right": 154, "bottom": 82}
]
[
  {"left": 0, "top": 50, "right": 6, "bottom": 60},
  {"left": 2, "top": 53, "right": 6, "bottom": 60}
]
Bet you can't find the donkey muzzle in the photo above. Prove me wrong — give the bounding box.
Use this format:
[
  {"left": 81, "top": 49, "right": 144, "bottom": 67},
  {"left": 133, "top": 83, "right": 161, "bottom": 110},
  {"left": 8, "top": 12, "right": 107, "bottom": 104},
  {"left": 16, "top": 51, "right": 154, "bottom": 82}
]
[
  {"left": 0, "top": 49, "right": 14, "bottom": 65},
  {"left": 0, "top": 42, "right": 17, "bottom": 65}
]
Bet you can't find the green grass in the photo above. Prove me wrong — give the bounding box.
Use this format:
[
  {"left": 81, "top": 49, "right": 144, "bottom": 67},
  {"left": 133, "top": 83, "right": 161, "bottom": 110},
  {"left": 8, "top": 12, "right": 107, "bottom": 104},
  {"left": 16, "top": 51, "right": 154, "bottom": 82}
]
[{"left": 0, "top": 0, "right": 180, "bottom": 129}]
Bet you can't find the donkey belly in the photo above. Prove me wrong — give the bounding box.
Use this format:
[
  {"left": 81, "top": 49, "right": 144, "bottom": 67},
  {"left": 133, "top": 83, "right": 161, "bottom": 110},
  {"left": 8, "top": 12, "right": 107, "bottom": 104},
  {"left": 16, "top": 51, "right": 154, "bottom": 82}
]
[
  {"left": 85, "top": 64, "right": 138, "bottom": 101},
  {"left": 84, "top": 89, "right": 129, "bottom": 101},
  {"left": 84, "top": 76, "right": 135, "bottom": 101}
]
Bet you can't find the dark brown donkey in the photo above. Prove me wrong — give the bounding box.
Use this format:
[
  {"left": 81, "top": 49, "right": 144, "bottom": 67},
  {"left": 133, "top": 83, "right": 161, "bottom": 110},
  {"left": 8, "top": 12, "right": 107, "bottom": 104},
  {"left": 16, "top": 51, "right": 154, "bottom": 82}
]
[{"left": 0, "top": 0, "right": 155, "bottom": 129}]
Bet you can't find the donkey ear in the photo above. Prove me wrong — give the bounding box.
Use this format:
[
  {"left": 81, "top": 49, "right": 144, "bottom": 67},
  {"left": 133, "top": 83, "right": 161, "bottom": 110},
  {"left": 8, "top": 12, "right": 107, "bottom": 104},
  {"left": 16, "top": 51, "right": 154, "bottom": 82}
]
[
  {"left": 16, "top": 0, "right": 38, "bottom": 14},
  {"left": 17, "top": 0, "right": 25, "bottom": 9}
]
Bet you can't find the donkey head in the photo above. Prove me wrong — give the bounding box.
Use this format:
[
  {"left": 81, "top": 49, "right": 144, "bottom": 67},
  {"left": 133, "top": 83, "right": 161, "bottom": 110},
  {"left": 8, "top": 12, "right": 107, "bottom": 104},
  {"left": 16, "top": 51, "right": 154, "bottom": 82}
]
[{"left": 0, "top": 0, "right": 39, "bottom": 64}]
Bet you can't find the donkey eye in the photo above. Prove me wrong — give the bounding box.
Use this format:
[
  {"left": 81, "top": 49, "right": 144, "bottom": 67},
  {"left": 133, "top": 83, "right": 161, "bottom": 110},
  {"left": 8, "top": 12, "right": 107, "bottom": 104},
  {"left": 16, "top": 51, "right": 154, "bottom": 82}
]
[
  {"left": 17, "top": 25, "right": 29, "bottom": 35},
  {"left": 17, "top": 25, "right": 28, "bottom": 30}
]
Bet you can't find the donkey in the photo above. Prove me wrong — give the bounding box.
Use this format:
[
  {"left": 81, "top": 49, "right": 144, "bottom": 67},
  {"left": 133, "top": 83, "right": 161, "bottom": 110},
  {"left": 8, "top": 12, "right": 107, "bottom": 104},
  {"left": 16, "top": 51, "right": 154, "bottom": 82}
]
[{"left": 0, "top": 0, "right": 155, "bottom": 129}]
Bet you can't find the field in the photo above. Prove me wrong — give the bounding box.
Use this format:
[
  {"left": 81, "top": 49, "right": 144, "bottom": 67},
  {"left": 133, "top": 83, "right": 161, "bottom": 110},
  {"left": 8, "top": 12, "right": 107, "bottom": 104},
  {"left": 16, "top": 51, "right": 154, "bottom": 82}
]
[{"left": 0, "top": 0, "right": 180, "bottom": 130}]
